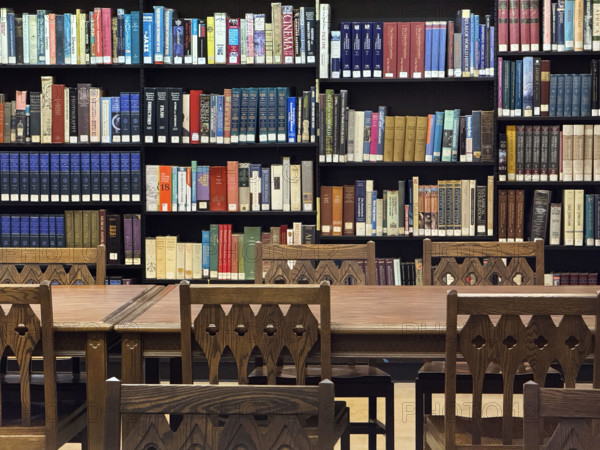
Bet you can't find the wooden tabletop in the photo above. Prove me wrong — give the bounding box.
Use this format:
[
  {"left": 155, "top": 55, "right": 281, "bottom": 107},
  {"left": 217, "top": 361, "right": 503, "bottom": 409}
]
[{"left": 114, "top": 284, "right": 600, "bottom": 334}]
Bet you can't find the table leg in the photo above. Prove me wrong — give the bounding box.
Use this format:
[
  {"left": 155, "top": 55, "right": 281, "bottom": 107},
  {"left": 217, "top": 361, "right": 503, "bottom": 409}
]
[
  {"left": 86, "top": 331, "right": 107, "bottom": 450},
  {"left": 121, "top": 333, "right": 143, "bottom": 383}
]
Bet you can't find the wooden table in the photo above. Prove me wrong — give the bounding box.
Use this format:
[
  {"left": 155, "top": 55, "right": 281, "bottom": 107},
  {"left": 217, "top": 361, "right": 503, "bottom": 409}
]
[
  {"left": 48, "top": 284, "right": 164, "bottom": 450},
  {"left": 114, "top": 284, "right": 600, "bottom": 385}
]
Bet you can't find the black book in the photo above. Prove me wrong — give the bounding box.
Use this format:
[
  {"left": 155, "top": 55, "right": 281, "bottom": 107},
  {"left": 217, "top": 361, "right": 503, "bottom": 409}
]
[
  {"left": 77, "top": 83, "right": 91, "bottom": 143},
  {"left": 498, "top": 133, "right": 507, "bottom": 180},
  {"left": 15, "top": 17, "right": 23, "bottom": 64},
  {"left": 476, "top": 185, "right": 487, "bottom": 236},
  {"left": 106, "top": 214, "right": 122, "bottom": 263},
  {"left": 168, "top": 87, "right": 183, "bottom": 144},
  {"left": 332, "top": 93, "right": 340, "bottom": 158},
  {"left": 524, "top": 125, "right": 533, "bottom": 180},
  {"left": 143, "top": 88, "right": 156, "bottom": 143},
  {"left": 540, "top": 126, "right": 549, "bottom": 180},
  {"left": 532, "top": 125, "right": 541, "bottom": 180},
  {"left": 339, "top": 90, "right": 348, "bottom": 158},
  {"left": 592, "top": 59, "right": 598, "bottom": 114},
  {"left": 515, "top": 125, "right": 525, "bottom": 180},
  {"left": 304, "top": 7, "right": 316, "bottom": 63},
  {"left": 56, "top": 15, "right": 64, "bottom": 65},
  {"left": 69, "top": 88, "right": 77, "bottom": 143},
  {"left": 533, "top": 57, "right": 542, "bottom": 115},
  {"left": 111, "top": 97, "right": 121, "bottom": 142},
  {"left": 459, "top": 116, "right": 466, "bottom": 160},
  {"left": 155, "top": 88, "right": 169, "bottom": 144},
  {"left": 549, "top": 125, "right": 560, "bottom": 180},
  {"left": 529, "top": 189, "right": 551, "bottom": 241},
  {"left": 199, "top": 19, "right": 207, "bottom": 63}
]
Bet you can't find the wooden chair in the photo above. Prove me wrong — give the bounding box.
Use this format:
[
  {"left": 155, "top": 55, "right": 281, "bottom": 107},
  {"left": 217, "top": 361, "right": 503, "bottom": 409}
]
[
  {"left": 416, "top": 238, "right": 551, "bottom": 449},
  {"left": 0, "top": 282, "right": 87, "bottom": 449},
  {"left": 104, "top": 377, "right": 344, "bottom": 449},
  {"left": 523, "top": 381, "right": 600, "bottom": 449},
  {"left": 423, "top": 290, "right": 600, "bottom": 449},
  {"left": 253, "top": 241, "right": 394, "bottom": 450},
  {"left": 0, "top": 246, "right": 106, "bottom": 285}
]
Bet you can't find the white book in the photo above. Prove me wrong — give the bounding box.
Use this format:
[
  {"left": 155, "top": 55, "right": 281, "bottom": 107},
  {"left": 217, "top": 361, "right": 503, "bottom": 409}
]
[
  {"left": 165, "top": 236, "right": 178, "bottom": 280},
  {"left": 319, "top": 3, "right": 330, "bottom": 79},
  {"left": 376, "top": 198, "right": 383, "bottom": 236},
  {"left": 330, "top": 30, "right": 341, "bottom": 78},
  {"left": 574, "top": 189, "right": 585, "bottom": 246},
  {"left": 584, "top": 124, "right": 594, "bottom": 181},
  {"left": 573, "top": 124, "right": 585, "bottom": 181},
  {"left": 182, "top": 93, "right": 190, "bottom": 143},
  {"left": 145, "top": 165, "right": 160, "bottom": 211},
  {"left": 365, "top": 179, "right": 373, "bottom": 236},
  {"left": 239, "top": 18, "right": 247, "bottom": 64},
  {"left": 101, "top": 97, "right": 111, "bottom": 143},
  {"left": 184, "top": 242, "right": 194, "bottom": 279},
  {"left": 190, "top": 19, "right": 198, "bottom": 64},
  {"left": 29, "top": 14, "right": 37, "bottom": 64},
  {"left": 354, "top": 111, "right": 364, "bottom": 163},
  {"left": 0, "top": 9, "right": 8, "bottom": 64},
  {"left": 594, "top": 125, "right": 600, "bottom": 181},
  {"left": 563, "top": 189, "right": 575, "bottom": 245},
  {"left": 245, "top": 13, "right": 254, "bottom": 64},
  {"left": 214, "top": 12, "right": 227, "bottom": 64},
  {"left": 271, "top": 164, "right": 283, "bottom": 210},
  {"left": 145, "top": 238, "right": 157, "bottom": 279},
  {"left": 22, "top": 13, "right": 29, "bottom": 64},
  {"left": 562, "top": 124, "right": 574, "bottom": 181},
  {"left": 393, "top": 258, "right": 402, "bottom": 285},
  {"left": 70, "top": 14, "right": 77, "bottom": 64},
  {"left": 299, "top": 7, "right": 306, "bottom": 64},
  {"left": 469, "top": 179, "right": 476, "bottom": 237},
  {"left": 176, "top": 243, "right": 186, "bottom": 279},
  {"left": 282, "top": 157, "right": 291, "bottom": 211},
  {"left": 594, "top": 2, "right": 600, "bottom": 50},
  {"left": 250, "top": 165, "right": 261, "bottom": 211},
  {"left": 40, "top": 76, "right": 54, "bottom": 143},
  {"left": 290, "top": 164, "right": 302, "bottom": 211}
]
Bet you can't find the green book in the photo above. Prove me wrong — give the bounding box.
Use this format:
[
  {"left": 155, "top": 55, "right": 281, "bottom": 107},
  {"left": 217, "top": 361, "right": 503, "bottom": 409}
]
[
  {"left": 243, "top": 226, "right": 261, "bottom": 280},
  {"left": 238, "top": 234, "right": 245, "bottom": 279},
  {"left": 209, "top": 224, "right": 219, "bottom": 279},
  {"left": 441, "top": 109, "right": 455, "bottom": 162},
  {"left": 325, "top": 89, "right": 334, "bottom": 161}
]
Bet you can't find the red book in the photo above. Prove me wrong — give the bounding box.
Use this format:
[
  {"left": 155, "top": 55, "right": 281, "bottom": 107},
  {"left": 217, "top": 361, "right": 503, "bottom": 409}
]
[
  {"left": 410, "top": 22, "right": 424, "bottom": 79},
  {"left": 48, "top": 14, "right": 56, "bottom": 65},
  {"left": 280, "top": 224, "right": 288, "bottom": 244},
  {"left": 369, "top": 112, "right": 379, "bottom": 161},
  {"left": 158, "top": 165, "right": 172, "bottom": 211},
  {"left": 397, "top": 22, "right": 410, "bottom": 78},
  {"left": 224, "top": 89, "right": 232, "bottom": 144},
  {"left": 446, "top": 21, "right": 454, "bottom": 77},
  {"left": 226, "top": 224, "right": 232, "bottom": 279},
  {"left": 498, "top": 0, "right": 509, "bottom": 52},
  {"left": 281, "top": 6, "right": 295, "bottom": 63},
  {"left": 520, "top": 0, "right": 530, "bottom": 51},
  {"left": 218, "top": 224, "right": 225, "bottom": 279},
  {"left": 209, "top": 166, "right": 227, "bottom": 211},
  {"left": 51, "top": 84, "right": 65, "bottom": 143},
  {"left": 0, "top": 103, "right": 4, "bottom": 143},
  {"left": 226, "top": 161, "right": 239, "bottom": 211},
  {"left": 94, "top": 8, "right": 103, "bottom": 62},
  {"left": 102, "top": 8, "right": 113, "bottom": 63},
  {"left": 383, "top": 22, "right": 397, "bottom": 78},
  {"left": 231, "top": 233, "right": 239, "bottom": 279},
  {"left": 509, "top": 0, "right": 521, "bottom": 51},
  {"left": 189, "top": 90, "right": 202, "bottom": 144},
  {"left": 530, "top": 0, "right": 540, "bottom": 50},
  {"left": 227, "top": 18, "right": 240, "bottom": 64},
  {"left": 540, "top": 60, "right": 551, "bottom": 116}
]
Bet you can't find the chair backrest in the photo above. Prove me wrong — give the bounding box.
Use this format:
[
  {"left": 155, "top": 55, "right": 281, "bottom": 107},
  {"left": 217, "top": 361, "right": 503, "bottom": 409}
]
[
  {"left": 0, "top": 246, "right": 106, "bottom": 285},
  {"left": 524, "top": 381, "right": 600, "bottom": 449},
  {"left": 254, "top": 241, "right": 376, "bottom": 285},
  {"left": 422, "top": 239, "right": 544, "bottom": 286},
  {"left": 445, "top": 290, "right": 600, "bottom": 449},
  {"left": 104, "top": 377, "right": 337, "bottom": 450},
  {"left": 0, "top": 282, "right": 57, "bottom": 448},
  {"left": 180, "top": 281, "right": 331, "bottom": 385}
]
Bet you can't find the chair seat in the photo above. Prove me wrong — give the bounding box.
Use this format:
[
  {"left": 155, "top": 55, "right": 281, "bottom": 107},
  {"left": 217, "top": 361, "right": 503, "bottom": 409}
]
[{"left": 249, "top": 364, "right": 392, "bottom": 385}]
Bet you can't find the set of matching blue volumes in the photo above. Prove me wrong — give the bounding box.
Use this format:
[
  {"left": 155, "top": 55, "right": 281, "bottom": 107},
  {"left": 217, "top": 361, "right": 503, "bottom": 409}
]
[
  {"left": 326, "top": 10, "right": 495, "bottom": 79},
  {"left": 499, "top": 57, "right": 594, "bottom": 117},
  {"left": 0, "top": 151, "right": 141, "bottom": 203},
  {"left": 144, "top": 3, "right": 315, "bottom": 65},
  {"left": 1, "top": 214, "right": 65, "bottom": 247},
  {"left": 143, "top": 86, "right": 316, "bottom": 145},
  {"left": 0, "top": 7, "right": 141, "bottom": 65}
]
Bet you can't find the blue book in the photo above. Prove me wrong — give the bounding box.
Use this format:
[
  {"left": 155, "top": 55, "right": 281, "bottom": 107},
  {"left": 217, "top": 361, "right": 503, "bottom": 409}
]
[
  {"left": 69, "top": 153, "right": 80, "bottom": 202},
  {"left": 29, "top": 152, "right": 40, "bottom": 202},
  {"left": 153, "top": 6, "right": 164, "bottom": 63},
  {"left": 425, "top": 22, "right": 433, "bottom": 78},
  {"left": 549, "top": 75, "right": 559, "bottom": 116},
  {"left": 522, "top": 57, "right": 534, "bottom": 116},
  {"left": 471, "top": 110, "right": 482, "bottom": 161},
  {"left": 111, "top": 97, "right": 121, "bottom": 142},
  {"left": 64, "top": 14, "right": 71, "bottom": 64},
  {"left": 377, "top": 106, "right": 386, "bottom": 161},
  {"left": 461, "top": 11, "right": 470, "bottom": 75},
  {"left": 0, "top": 152, "right": 9, "bottom": 201},
  {"left": 258, "top": 88, "right": 269, "bottom": 142},
  {"left": 49, "top": 152, "right": 60, "bottom": 201},
  {"left": 466, "top": 115, "right": 473, "bottom": 161},
  {"left": 572, "top": 74, "right": 582, "bottom": 117},
  {"left": 557, "top": 74, "right": 566, "bottom": 116},
  {"left": 565, "top": 74, "right": 574, "bottom": 116},
  {"left": 408, "top": 183, "right": 413, "bottom": 231},
  {"left": 90, "top": 152, "right": 101, "bottom": 201},
  {"left": 230, "top": 88, "right": 241, "bottom": 143},
  {"left": 190, "top": 161, "right": 197, "bottom": 210},
  {"left": 470, "top": 14, "right": 477, "bottom": 75},
  {"left": 39, "top": 215, "right": 49, "bottom": 247},
  {"left": 131, "top": 11, "right": 141, "bottom": 64},
  {"left": 479, "top": 24, "right": 486, "bottom": 75},
  {"left": 557, "top": 0, "right": 566, "bottom": 50},
  {"left": 171, "top": 166, "right": 177, "bottom": 211},
  {"left": 515, "top": 60, "right": 523, "bottom": 115},
  {"left": 124, "top": 13, "right": 132, "bottom": 64},
  {"left": 432, "top": 22, "right": 440, "bottom": 77},
  {"left": 1, "top": 215, "right": 10, "bottom": 247},
  {"left": 110, "top": 152, "right": 121, "bottom": 202},
  {"left": 59, "top": 152, "right": 70, "bottom": 202},
  {"left": 201, "top": 230, "right": 210, "bottom": 277},
  {"left": 247, "top": 88, "right": 259, "bottom": 142},
  {"left": 362, "top": 111, "right": 372, "bottom": 161},
  {"left": 371, "top": 190, "right": 377, "bottom": 236},
  {"left": 19, "top": 153, "right": 29, "bottom": 202},
  {"left": 100, "top": 152, "right": 111, "bottom": 201},
  {"left": 451, "top": 109, "right": 461, "bottom": 162},
  {"left": 585, "top": 194, "right": 595, "bottom": 245},
  {"left": 29, "top": 216, "right": 39, "bottom": 248},
  {"left": 351, "top": 22, "right": 362, "bottom": 78},
  {"left": 489, "top": 26, "right": 495, "bottom": 76},
  {"left": 581, "top": 73, "right": 592, "bottom": 117},
  {"left": 120, "top": 93, "right": 131, "bottom": 142},
  {"left": 565, "top": 0, "right": 575, "bottom": 51},
  {"left": 276, "top": 87, "right": 289, "bottom": 143},
  {"left": 55, "top": 15, "right": 64, "bottom": 65},
  {"left": 130, "top": 152, "right": 141, "bottom": 202},
  {"left": 433, "top": 112, "right": 444, "bottom": 161},
  {"left": 163, "top": 8, "right": 172, "bottom": 64},
  {"left": 20, "top": 216, "right": 29, "bottom": 247},
  {"left": 287, "top": 97, "right": 297, "bottom": 142},
  {"left": 239, "top": 88, "right": 249, "bottom": 142},
  {"left": 80, "top": 152, "right": 90, "bottom": 202},
  {"left": 361, "top": 22, "right": 373, "bottom": 77},
  {"left": 120, "top": 152, "right": 131, "bottom": 201},
  {"left": 10, "top": 216, "right": 20, "bottom": 247},
  {"left": 173, "top": 19, "right": 184, "bottom": 63},
  {"left": 373, "top": 22, "right": 383, "bottom": 77},
  {"left": 9, "top": 152, "right": 18, "bottom": 201},
  {"left": 48, "top": 215, "right": 56, "bottom": 247},
  {"left": 190, "top": 18, "right": 198, "bottom": 64},
  {"left": 7, "top": 12, "right": 15, "bottom": 63},
  {"left": 261, "top": 166, "right": 271, "bottom": 210},
  {"left": 55, "top": 215, "right": 65, "bottom": 247},
  {"left": 142, "top": 13, "right": 154, "bottom": 64},
  {"left": 130, "top": 93, "right": 141, "bottom": 142},
  {"left": 216, "top": 95, "right": 224, "bottom": 143},
  {"left": 425, "top": 115, "right": 436, "bottom": 161},
  {"left": 439, "top": 22, "right": 447, "bottom": 77},
  {"left": 355, "top": 180, "right": 366, "bottom": 236},
  {"left": 37, "top": 10, "right": 45, "bottom": 63}
]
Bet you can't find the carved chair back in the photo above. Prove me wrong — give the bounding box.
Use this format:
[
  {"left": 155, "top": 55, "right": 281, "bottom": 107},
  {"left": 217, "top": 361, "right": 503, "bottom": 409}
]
[
  {"left": 254, "top": 241, "right": 376, "bottom": 285},
  {"left": 444, "top": 290, "right": 600, "bottom": 449},
  {"left": 423, "top": 239, "right": 544, "bottom": 286},
  {"left": 0, "top": 246, "right": 106, "bottom": 285},
  {"left": 180, "top": 281, "right": 331, "bottom": 385}
]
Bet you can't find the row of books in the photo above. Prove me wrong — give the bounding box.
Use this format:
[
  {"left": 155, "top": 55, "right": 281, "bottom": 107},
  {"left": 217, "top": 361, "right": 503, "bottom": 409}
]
[
  {"left": 143, "top": 4, "right": 316, "bottom": 65},
  {"left": 319, "top": 91, "right": 495, "bottom": 163},
  {"left": 498, "top": 0, "right": 600, "bottom": 52},
  {"left": 145, "top": 159, "right": 314, "bottom": 212},
  {"left": 544, "top": 272, "right": 599, "bottom": 286},
  {"left": 498, "top": 58, "right": 594, "bottom": 117},
  {"left": 0, "top": 79, "right": 141, "bottom": 144},
  {"left": 0, "top": 8, "right": 141, "bottom": 65},
  {"left": 143, "top": 86, "right": 315, "bottom": 145},
  {"left": 322, "top": 9, "right": 495, "bottom": 79},
  {"left": 499, "top": 124, "right": 600, "bottom": 182},
  {"left": 372, "top": 258, "right": 423, "bottom": 286},
  {"left": 0, "top": 151, "right": 141, "bottom": 203},
  {"left": 319, "top": 176, "right": 495, "bottom": 237},
  {"left": 145, "top": 222, "right": 316, "bottom": 280}
]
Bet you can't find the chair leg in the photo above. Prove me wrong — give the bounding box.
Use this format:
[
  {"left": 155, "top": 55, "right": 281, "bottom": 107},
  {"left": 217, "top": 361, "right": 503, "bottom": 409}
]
[
  {"left": 415, "top": 379, "right": 424, "bottom": 450},
  {"left": 368, "top": 396, "right": 377, "bottom": 450},
  {"left": 386, "top": 382, "right": 395, "bottom": 450},
  {"left": 341, "top": 428, "right": 350, "bottom": 450}
]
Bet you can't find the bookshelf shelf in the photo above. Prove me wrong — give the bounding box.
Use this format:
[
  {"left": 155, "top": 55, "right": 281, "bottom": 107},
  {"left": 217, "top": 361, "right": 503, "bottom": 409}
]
[
  {"left": 143, "top": 63, "right": 317, "bottom": 70},
  {"left": 497, "top": 117, "right": 600, "bottom": 123},
  {"left": 144, "top": 211, "right": 316, "bottom": 217},
  {"left": 498, "top": 51, "right": 600, "bottom": 57},
  {"left": 319, "top": 77, "right": 495, "bottom": 84},
  {"left": 319, "top": 162, "right": 495, "bottom": 167}
]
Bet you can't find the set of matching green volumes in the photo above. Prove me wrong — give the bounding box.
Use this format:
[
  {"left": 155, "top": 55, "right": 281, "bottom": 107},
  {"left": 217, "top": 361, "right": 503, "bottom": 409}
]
[
  {"left": 0, "top": 7, "right": 141, "bottom": 65},
  {"left": 144, "top": 4, "right": 315, "bottom": 65},
  {"left": 319, "top": 176, "right": 495, "bottom": 238},
  {"left": 143, "top": 86, "right": 315, "bottom": 145},
  {"left": 498, "top": 0, "right": 600, "bottom": 52},
  {"left": 0, "top": 77, "right": 140, "bottom": 144},
  {"left": 500, "top": 124, "right": 600, "bottom": 181},
  {"left": 498, "top": 57, "right": 594, "bottom": 117}
]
